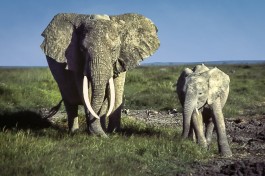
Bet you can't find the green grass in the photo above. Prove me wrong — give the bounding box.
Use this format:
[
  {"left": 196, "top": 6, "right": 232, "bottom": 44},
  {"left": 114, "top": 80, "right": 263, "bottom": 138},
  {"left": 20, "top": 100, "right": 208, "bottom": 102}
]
[
  {"left": 0, "top": 117, "right": 209, "bottom": 176},
  {"left": 219, "top": 65, "right": 265, "bottom": 117},
  {"left": 1, "top": 65, "right": 264, "bottom": 117},
  {"left": 125, "top": 64, "right": 265, "bottom": 117},
  {"left": 125, "top": 66, "right": 184, "bottom": 111},
  {"left": 0, "top": 67, "right": 61, "bottom": 111},
  {"left": 0, "top": 64, "right": 264, "bottom": 175}
]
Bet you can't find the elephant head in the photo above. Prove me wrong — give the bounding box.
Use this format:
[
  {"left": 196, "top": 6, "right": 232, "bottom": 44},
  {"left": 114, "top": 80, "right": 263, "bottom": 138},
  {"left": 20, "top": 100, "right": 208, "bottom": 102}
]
[
  {"left": 41, "top": 13, "right": 160, "bottom": 120},
  {"left": 177, "top": 64, "right": 230, "bottom": 138}
]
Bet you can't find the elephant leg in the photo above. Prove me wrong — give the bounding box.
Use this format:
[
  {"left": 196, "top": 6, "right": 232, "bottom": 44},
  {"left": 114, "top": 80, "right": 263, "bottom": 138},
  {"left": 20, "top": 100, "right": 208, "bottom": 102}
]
[
  {"left": 85, "top": 109, "right": 107, "bottom": 137},
  {"left": 205, "top": 119, "right": 214, "bottom": 145},
  {"left": 211, "top": 98, "right": 232, "bottom": 157},
  {"left": 108, "top": 72, "right": 126, "bottom": 133},
  {"left": 192, "top": 109, "right": 207, "bottom": 148},
  {"left": 64, "top": 102, "right": 79, "bottom": 132},
  {"left": 203, "top": 109, "right": 214, "bottom": 145},
  {"left": 47, "top": 56, "right": 81, "bottom": 133},
  {"left": 188, "top": 123, "right": 196, "bottom": 142}
]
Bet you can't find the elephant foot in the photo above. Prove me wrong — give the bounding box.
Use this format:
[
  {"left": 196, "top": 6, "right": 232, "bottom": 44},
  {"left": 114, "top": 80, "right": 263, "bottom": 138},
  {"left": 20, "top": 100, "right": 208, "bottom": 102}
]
[
  {"left": 206, "top": 137, "right": 212, "bottom": 145},
  {"left": 107, "top": 124, "right": 121, "bottom": 133},
  {"left": 89, "top": 128, "right": 108, "bottom": 138},
  {"left": 69, "top": 128, "right": 79, "bottom": 134},
  {"left": 68, "top": 117, "right": 79, "bottom": 133},
  {"left": 107, "top": 111, "right": 121, "bottom": 133},
  {"left": 198, "top": 140, "right": 208, "bottom": 149},
  {"left": 88, "top": 120, "right": 108, "bottom": 138},
  {"left": 220, "top": 149, "right": 232, "bottom": 158},
  {"left": 218, "top": 141, "right": 232, "bottom": 157}
]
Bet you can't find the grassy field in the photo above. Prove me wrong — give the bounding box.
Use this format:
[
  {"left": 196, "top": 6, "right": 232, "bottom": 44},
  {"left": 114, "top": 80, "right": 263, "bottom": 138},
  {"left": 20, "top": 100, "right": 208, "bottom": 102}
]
[{"left": 0, "top": 64, "right": 264, "bottom": 175}]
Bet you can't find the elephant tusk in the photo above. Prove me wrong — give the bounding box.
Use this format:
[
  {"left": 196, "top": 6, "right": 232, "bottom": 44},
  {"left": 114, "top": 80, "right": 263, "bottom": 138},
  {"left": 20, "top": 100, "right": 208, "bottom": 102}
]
[
  {"left": 195, "top": 108, "right": 199, "bottom": 115},
  {"left": 106, "top": 77, "right": 115, "bottom": 117},
  {"left": 83, "top": 76, "right": 100, "bottom": 119}
]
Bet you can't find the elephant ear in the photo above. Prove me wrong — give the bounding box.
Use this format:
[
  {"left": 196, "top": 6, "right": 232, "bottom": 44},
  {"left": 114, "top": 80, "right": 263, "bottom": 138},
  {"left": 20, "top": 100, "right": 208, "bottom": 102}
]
[
  {"left": 41, "top": 13, "right": 111, "bottom": 71},
  {"left": 41, "top": 13, "right": 79, "bottom": 67},
  {"left": 207, "top": 68, "right": 230, "bottom": 105},
  {"left": 176, "top": 68, "right": 193, "bottom": 106},
  {"left": 111, "top": 13, "right": 160, "bottom": 74}
]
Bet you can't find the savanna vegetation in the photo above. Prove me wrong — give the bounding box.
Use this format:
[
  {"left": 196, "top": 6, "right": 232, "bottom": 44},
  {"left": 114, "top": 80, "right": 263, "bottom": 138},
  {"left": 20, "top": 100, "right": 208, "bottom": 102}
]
[{"left": 0, "top": 64, "right": 264, "bottom": 175}]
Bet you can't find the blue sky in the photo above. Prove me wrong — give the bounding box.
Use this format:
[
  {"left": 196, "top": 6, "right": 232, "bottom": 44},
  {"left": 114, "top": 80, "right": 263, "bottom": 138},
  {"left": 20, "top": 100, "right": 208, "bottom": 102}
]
[{"left": 0, "top": 0, "right": 264, "bottom": 66}]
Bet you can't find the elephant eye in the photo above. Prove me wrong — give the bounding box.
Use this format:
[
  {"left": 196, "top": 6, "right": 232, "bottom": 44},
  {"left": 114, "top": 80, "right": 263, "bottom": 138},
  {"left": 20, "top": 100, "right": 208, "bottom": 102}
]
[{"left": 112, "top": 45, "right": 120, "bottom": 52}]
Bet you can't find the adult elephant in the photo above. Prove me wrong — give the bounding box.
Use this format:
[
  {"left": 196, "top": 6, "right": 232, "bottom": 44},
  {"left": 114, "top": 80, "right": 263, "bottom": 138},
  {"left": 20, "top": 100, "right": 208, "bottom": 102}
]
[
  {"left": 41, "top": 13, "right": 160, "bottom": 137},
  {"left": 176, "top": 64, "right": 232, "bottom": 157}
]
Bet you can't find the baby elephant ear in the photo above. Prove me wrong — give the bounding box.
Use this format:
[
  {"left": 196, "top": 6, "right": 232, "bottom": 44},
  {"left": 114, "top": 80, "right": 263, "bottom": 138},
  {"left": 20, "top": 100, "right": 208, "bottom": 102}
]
[
  {"left": 208, "top": 68, "right": 230, "bottom": 105},
  {"left": 176, "top": 68, "right": 193, "bottom": 106},
  {"left": 112, "top": 13, "right": 160, "bottom": 73}
]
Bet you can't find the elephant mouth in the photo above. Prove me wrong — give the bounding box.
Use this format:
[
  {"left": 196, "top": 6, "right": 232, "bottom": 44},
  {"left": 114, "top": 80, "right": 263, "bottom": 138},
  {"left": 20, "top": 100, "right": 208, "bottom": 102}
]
[{"left": 82, "top": 76, "right": 115, "bottom": 119}]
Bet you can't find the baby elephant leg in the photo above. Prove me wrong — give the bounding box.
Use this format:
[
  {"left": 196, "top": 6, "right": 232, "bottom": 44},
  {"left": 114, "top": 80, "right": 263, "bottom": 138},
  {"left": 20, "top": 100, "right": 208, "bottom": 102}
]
[
  {"left": 211, "top": 99, "right": 232, "bottom": 157},
  {"left": 188, "top": 125, "right": 196, "bottom": 142},
  {"left": 205, "top": 119, "right": 214, "bottom": 144},
  {"left": 203, "top": 109, "right": 214, "bottom": 144},
  {"left": 192, "top": 109, "right": 207, "bottom": 148}
]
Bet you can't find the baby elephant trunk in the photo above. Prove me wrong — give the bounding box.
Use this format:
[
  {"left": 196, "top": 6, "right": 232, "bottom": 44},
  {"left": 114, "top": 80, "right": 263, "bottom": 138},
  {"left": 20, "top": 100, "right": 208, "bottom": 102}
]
[{"left": 182, "top": 93, "right": 197, "bottom": 138}]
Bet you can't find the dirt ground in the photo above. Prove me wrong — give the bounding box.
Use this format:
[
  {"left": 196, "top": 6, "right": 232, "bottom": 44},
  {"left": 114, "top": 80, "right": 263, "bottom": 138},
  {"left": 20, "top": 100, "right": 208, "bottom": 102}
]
[
  {"left": 44, "top": 108, "right": 264, "bottom": 175},
  {"left": 125, "top": 110, "right": 265, "bottom": 176}
]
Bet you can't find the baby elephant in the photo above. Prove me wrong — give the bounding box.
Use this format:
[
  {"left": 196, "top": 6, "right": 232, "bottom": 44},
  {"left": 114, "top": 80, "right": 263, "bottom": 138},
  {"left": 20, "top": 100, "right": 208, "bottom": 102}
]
[{"left": 176, "top": 64, "right": 232, "bottom": 157}]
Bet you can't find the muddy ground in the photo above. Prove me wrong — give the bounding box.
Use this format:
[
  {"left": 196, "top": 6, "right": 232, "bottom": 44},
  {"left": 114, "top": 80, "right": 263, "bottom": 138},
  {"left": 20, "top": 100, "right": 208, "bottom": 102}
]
[
  {"left": 44, "top": 109, "right": 265, "bottom": 175},
  {"left": 125, "top": 110, "right": 265, "bottom": 176}
]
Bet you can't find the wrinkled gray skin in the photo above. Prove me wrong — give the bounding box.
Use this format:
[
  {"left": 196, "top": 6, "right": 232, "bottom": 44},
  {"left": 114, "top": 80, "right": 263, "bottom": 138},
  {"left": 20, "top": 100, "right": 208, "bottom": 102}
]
[
  {"left": 177, "top": 64, "right": 232, "bottom": 157},
  {"left": 41, "top": 13, "right": 160, "bottom": 137}
]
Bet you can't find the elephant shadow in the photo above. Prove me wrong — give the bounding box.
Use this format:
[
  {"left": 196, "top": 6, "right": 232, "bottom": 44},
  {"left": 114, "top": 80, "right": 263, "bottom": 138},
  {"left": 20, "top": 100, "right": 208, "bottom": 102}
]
[
  {"left": 0, "top": 111, "right": 53, "bottom": 131},
  {"left": 0, "top": 110, "right": 165, "bottom": 137}
]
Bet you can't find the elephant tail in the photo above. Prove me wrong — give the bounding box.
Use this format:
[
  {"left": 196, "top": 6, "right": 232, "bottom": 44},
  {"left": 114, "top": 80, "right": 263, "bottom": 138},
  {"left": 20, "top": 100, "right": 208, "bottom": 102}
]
[{"left": 42, "top": 100, "right": 63, "bottom": 119}]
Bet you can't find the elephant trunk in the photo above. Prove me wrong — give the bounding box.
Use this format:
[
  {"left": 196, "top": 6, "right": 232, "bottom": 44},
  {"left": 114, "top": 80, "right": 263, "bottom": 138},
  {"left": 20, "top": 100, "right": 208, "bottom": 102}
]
[
  {"left": 91, "top": 83, "right": 107, "bottom": 116},
  {"left": 83, "top": 57, "right": 115, "bottom": 119},
  {"left": 182, "top": 91, "right": 197, "bottom": 138}
]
